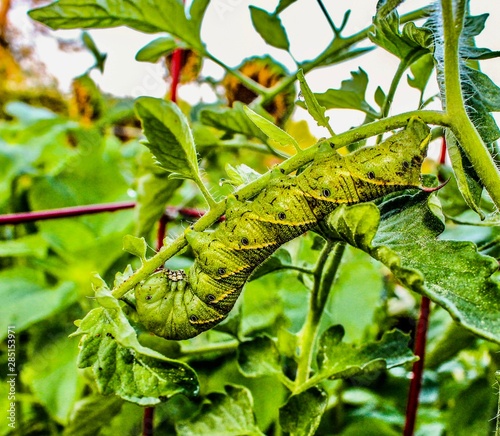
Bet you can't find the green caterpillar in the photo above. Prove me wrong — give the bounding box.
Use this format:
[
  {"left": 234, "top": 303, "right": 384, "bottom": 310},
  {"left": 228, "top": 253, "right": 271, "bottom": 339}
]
[{"left": 135, "top": 118, "right": 431, "bottom": 340}]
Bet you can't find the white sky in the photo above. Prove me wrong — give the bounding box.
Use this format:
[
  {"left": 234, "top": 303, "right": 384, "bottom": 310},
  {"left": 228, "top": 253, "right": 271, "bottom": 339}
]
[{"left": 13, "top": 0, "right": 500, "bottom": 135}]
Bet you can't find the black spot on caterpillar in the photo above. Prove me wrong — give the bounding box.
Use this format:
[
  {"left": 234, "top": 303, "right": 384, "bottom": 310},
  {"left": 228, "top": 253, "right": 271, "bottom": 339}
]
[{"left": 135, "top": 118, "right": 431, "bottom": 340}]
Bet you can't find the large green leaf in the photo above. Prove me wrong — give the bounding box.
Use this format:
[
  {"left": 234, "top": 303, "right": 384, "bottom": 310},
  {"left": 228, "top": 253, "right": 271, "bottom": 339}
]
[
  {"left": 249, "top": 6, "right": 289, "bottom": 51},
  {"left": 199, "top": 103, "right": 267, "bottom": 142},
  {"left": 28, "top": 0, "right": 203, "bottom": 50},
  {"left": 0, "top": 267, "right": 77, "bottom": 341},
  {"left": 325, "top": 192, "right": 500, "bottom": 343},
  {"left": 22, "top": 337, "right": 84, "bottom": 423},
  {"left": 135, "top": 97, "right": 201, "bottom": 180},
  {"left": 72, "top": 281, "right": 198, "bottom": 405},
  {"left": 134, "top": 150, "right": 183, "bottom": 237},
  {"left": 176, "top": 385, "right": 264, "bottom": 435}
]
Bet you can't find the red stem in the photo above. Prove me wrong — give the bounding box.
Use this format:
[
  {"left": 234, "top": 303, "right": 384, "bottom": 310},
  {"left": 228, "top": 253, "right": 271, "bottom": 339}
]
[
  {"left": 403, "top": 296, "right": 431, "bottom": 436},
  {"left": 0, "top": 201, "right": 136, "bottom": 224},
  {"left": 0, "top": 203, "right": 207, "bottom": 226},
  {"left": 169, "top": 48, "right": 183, "bottom": 103},
  {"left": 142, "top": 406, "right": 155, "bottom": 436},
  {"left": 439, "top": 136, "right": 447, "bottom": 165}
]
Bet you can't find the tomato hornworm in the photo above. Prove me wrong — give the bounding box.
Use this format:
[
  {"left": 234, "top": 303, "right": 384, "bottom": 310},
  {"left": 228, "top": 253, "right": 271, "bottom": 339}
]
[{"left": 135, "top": 117, "right": 431, "bottom": 340}]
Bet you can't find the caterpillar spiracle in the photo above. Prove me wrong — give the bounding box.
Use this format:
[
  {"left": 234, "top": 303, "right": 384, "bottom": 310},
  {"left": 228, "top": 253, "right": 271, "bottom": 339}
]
[{"left": 135, "top": 117, "right": 431, "bottom": 340}]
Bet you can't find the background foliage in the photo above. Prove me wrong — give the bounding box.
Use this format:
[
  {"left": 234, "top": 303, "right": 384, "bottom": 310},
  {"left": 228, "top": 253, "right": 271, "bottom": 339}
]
[{"left": 2, "top": 0, "right": 500, "bottom": 435}]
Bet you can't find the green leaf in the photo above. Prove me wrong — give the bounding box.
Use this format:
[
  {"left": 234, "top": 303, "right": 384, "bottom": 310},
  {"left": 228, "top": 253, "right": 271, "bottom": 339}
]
[
  {"left": 135, "top": 36, "right": 178, "bottom": 63},
  {"left": 446, "top": 132, "right": 485, "bottom": 219},
  {"left": 407, "top": 53, "right": 434, "bottom": 94},
  {"left": 428, "top": 11, "right": 500, "bottom": 143},
  {"left": 243, "top": 105, "right": 300, "bottom": 152},
  {"left": 188, "top": 0, "right": 210, "bottom": 34},
  {"left": 305, "top": 45, "right": 374, "bottom": 70},
  {"left": 321, "top": 246, "right": 385, "bottom": 343},
  {"left": 447, "top": 377, "right": 497, "bottom": 436},
  {"left": 122, "top": 235, "right": 147, "bottom": 261},
  {"left": 28, "top": 0, "right": 203, "bottom": 50},
  {"left": 316, "top": 328, "right": 416, "bottom": 380},
  {"left": 279, "top": 387, "right": 327, "bottom": 436},
  {"left": 375, "top": 0, "right": 406, "bottom": 19},
  {"left": 199, "top": 103, "right": 267, "bottom": 141},
  {"left": 22, "top": 337, "right": 84, "bottom": 423},
  {"left": 224, "top": 164, "right": 261, "bottom": 187},
  {"left": 341, "top": 418, "right": 400, "bottom": 436},
  {"left": 0, "top": 234, "right": 49, "bottom": 258},
  {"left": 134, "top": 151, "right": 183, "bottom": 237},
  {"left": 274, "top": 0, "right": 298, "bottom": 14},
  {"left": 374, "top": 86, "right": 386, "bottom": 109},
  {"left": 249, "top": 6, "right": 289, "bottom": 51},
  {"left": 135, "top": 97, "right": 200, "bottom": 180},
  {"left": 249, "top": 248, "right": 293, "bottom": 281},
  {"left": 369, "top": 12, "right": 432, "bottom": 60},
  {"left": 72, "top": 286, "right": 198, "bottom": 405},
  {"left": 459, "top": 65, "right": 500, "bottom": 143},
  {"left": 0, "top": 268, "right": 77, "bottom": 341},
  {"left": 326, "top": 192, "right": 500, "bottom": 343},
  {"left": 64, "top": 395, "right": 124, "bottom": 436},
  {"left": 297, "top": 70, "right": 334, "bottom": 136},
  {"left": 82, "top": 31, "right": 107, "bottom": 73},
  {"left": 310, "top": 68, "right": 379, "bottom": 117},
  {"left": 176, "top": 385, "right": 264, "bottom": 435},
  {"left": 237, "top": 336, "right": 282, "bottom": 378}
]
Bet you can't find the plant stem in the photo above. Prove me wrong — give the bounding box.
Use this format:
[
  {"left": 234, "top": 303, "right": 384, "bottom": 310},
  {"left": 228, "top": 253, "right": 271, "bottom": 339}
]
[
  {"left": 403, "top": 296, "right": 431, "bottom": 436},
  {"left": 316, "top": 0, "right": 336, "bottom": 35},
  {"left": 295, "top": 242, "right": 345, "bottom": 391},
  {"left": 381, "top": 48, "right": 428, "bottom": 120},
  {"left": 205, "top": 52, "right": 269, "bottom": 96},
  {"left": 142, "top": 406, "right": 154, "bottom": 436},
  {"left": 259, "top": 7, "right": 432, "bottom": 106},
  {"left": 440, "top": 0, "right": 500, "bottom": 210}
]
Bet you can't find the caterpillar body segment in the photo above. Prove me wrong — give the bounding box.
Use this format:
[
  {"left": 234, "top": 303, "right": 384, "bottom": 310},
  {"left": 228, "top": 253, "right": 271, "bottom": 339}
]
[{"left": 135, "top": 118, "right": 431, "bottom": 340}]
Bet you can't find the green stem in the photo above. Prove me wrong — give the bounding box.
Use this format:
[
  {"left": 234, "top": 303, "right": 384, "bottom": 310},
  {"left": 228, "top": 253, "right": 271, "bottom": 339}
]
[
  {"left": 295, "top": 242, "right": 345, "bottom": 391},
  {"left": 112, "top": 109, "right": 449, "bottom": 299},
  {"left": 205, "top": 52, "right": 269, "bottom": 96},
  {"left": 440, "top": 0, "right": 500, "bottom": 210},
  {"left": 381, "top": 49, "right": 428, "bottom": 120},
  {"left": 258, "top": 7, "right": 431, "bottom": 106},
  {"left": 316, "top": 243, "right": 346, "bottom": 312},
  {"left": 194, "top": 176, "right": 217, "bottom": 209},
  {"left": 316, "top": 0, "right": 336, "bottom": 35}
]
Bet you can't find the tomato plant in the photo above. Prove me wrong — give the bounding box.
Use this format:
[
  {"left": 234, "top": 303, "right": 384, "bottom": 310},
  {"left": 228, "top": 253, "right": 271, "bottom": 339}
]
[{"left": 2, "top": 1, "right": 500, "bottom": 435}]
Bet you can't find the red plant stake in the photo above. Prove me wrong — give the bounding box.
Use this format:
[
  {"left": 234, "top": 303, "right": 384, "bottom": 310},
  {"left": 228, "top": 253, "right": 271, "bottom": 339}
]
[
  {"left": 403, "top": 296, "right": 431, "bottom": 436},
  {"left": 404, "top": 137, "right": 445, "bottom": 435}
]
